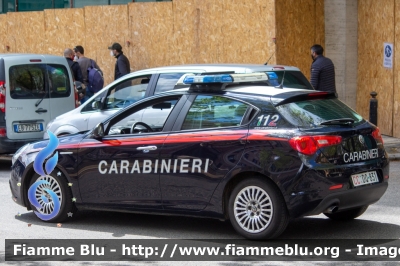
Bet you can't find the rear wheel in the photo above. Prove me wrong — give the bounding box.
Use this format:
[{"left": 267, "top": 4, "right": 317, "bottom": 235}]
[
  {"left": 28, "top": 171, "right": 76, "bottom": 223},
  {"left": 228, "top": 177, "right": 289, "bottom": 239},
  {"left": 324, "top": 205, "right": 369, "bottom": 221}
]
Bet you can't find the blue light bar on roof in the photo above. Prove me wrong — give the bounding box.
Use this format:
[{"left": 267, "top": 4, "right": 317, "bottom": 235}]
[
  {"left": 182, "top": 73, "right": 269, "bottom": 85},
  {"left": 183, "top": 74, "right": 233, "bottom": 84},
  {"left": 266, "top": 72, "right": 278, "bottom": 80}
]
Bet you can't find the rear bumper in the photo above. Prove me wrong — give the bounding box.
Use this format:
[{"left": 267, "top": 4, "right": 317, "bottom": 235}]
[
  {"left": 0, "top": 136, "right": 38, "bottom": 154},
  {"left": 286, "top": 158, "right": 390, "bottom": 218},
  {"left": 305, "top": 182, "right": 388, "bottom": 216}
]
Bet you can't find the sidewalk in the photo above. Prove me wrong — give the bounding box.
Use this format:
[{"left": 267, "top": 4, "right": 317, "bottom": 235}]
[{"left": 383, "top": 135, "right": 400, "bottom": 161}]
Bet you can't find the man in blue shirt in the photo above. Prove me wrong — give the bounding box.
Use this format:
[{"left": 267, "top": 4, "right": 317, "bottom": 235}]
[{"left": 310, "top": 44, "right": 336, "bottom": 93}]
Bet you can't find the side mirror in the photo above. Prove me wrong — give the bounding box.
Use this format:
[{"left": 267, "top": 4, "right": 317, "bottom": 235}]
[
  {"left": 92, "top": 101, "right": 100, "bottom": 110},
  {"left": 91, "top": 123, "right": 104, "bottom": 139}
]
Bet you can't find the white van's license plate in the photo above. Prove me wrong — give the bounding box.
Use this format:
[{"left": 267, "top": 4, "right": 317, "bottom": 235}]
[
  {"left": 351, "top": 171, "right": 379, "bottom": 187},
  {"left": 14, "top": 123, "right": 43, "bottom": 133}
]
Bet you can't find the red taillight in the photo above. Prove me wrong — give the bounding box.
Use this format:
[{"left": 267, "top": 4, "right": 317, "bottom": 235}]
[
  {"left": 372, "top": 127, "right": 383, "bottom": 145},
  {"left": 289, "top": 135, "right": 342, "bottom": 155},
  {"left": 329, "top": 184, "right": 343, "bottom": 190},
  {"left": 0, "top": 80, "right": 5, "bottom": 113},
  {"left": 307, "top": 92, "right": 329, "bottom": 100},
  {"left": 273, "top": 66, "right": 285, "bottom": 70},
  {"left": 0, "top": 127, "right": 6, "bottom": 137},
  {"left": 29, "top": 59, "right": 42, "bottom": 62},
  {"left": 308, "top": 92, "right": 328, "bottom": 97}
]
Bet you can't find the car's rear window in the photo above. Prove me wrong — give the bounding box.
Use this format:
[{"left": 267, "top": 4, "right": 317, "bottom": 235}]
[
  {"left": 9, "top": 64, "right": 70, "bottom": 99},
  {"left": 268, "top": 71, "right": 313, "bottom": 90},
  {"left": 276, "top": 98, "right": 364, "bottom": 128}
]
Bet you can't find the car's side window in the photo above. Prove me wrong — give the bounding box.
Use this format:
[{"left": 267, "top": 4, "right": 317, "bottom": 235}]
[
  {"left": 48, "top": 64, "right": 71, "bottom": 98},
  {"left": 105, "top": 75, "right": 151, "bottom": 110},
  {"left": 108, "top": 97, "right": 180, "bottom": 135},
  {"left": 154, "top": 73, "right": 187, "bottom": 94},
  {"left": 181, "top": 95, "right": 248, "bottom": 130}
]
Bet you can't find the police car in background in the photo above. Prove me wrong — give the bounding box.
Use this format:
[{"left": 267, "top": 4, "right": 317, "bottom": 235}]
[
  {"left": 10, "top": 73, "right": 389, "bottom": 240},
  {"left": 44, "top": 64, "right": 312, "bottom": 138}
]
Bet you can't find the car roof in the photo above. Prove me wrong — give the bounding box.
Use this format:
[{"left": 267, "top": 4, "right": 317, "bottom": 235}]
[
  {"left": 171, "top": 83, "right": 316, "bottom": 98},
  {"left": 0, "top": 53, "right": 63, "bottom": 58},
  {"left": 131, "top": 63, "right": 302, "bottom": 75}
]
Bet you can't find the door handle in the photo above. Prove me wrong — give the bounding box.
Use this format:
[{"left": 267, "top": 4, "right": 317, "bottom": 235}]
[
  {"left": 136, "top": 146, "right": 157, "bottom": 152},
  {"left": 35, "top": 108, "right": 48, "bottom": 113}
]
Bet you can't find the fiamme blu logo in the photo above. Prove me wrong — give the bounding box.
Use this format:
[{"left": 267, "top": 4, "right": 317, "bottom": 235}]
[{"left": 27, "top": 131, "right": 60, "bottom": 221}]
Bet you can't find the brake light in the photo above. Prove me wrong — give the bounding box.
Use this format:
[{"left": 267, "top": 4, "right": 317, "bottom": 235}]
[
  {"left": 0, "top": 81, "right": 5, "bottom": 113},
  {"left": 289, "top": 135, "right": 342, "bottom": 155},
  {"left": 272, "top": 66, "right": 285, "bottom": 70},
  {"left": 372, "top": 127, "right": 383, "bottom": 145},
  {"left": 0, "top": 127, "right": 6, "bottom": 137},
  {"left": 329, "top": 184, "right": 343, "bottom": 190},
  {"left": 307, "top": 92, "right": 329, "bottom": 99},
  {"left": 74, "top": 89, "right": 79, "bottom": 108}
]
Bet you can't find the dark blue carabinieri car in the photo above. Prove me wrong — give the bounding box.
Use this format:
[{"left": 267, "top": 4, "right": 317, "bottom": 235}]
[{"left": 9, "top": 72, "right": 389, "bottom": 239}]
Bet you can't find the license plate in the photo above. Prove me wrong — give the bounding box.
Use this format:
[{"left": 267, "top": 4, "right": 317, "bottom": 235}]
[
  {"left": 351, "top": 171, "right": 379, "bottom": 187},
  {"left": 14, "top": 123, "right": 43, "bottom": 133}
]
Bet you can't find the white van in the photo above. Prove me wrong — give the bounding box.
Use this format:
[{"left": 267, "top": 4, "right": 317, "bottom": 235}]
[{"left": 0, "top": 54, "right": 77, "bottom": 154}]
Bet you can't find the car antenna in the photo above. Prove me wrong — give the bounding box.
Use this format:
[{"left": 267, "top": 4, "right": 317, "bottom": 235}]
[{"left": 264, "top": 51, "right": 276, "bottom": 65}]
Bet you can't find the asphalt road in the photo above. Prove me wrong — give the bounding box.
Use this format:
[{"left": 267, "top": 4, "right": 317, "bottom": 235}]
[{"left": 1, "top": 160, "right": 399, "bottom": 266}]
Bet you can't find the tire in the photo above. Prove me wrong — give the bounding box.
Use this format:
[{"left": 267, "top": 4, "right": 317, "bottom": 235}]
[
  {"left": 228, "top": 177, "right": 289, "bottom": 240},
  {"left": 28, "top": 171, "right": 76, "bottom": 223},
  {"left": 324, "top": 205, "right": 369, "bottom": 221}
]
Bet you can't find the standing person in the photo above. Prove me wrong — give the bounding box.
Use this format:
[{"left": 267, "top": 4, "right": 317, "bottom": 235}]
[
  {"left": 64, "top": 48, "right": 83, "bottom": 84},
  {"left": 108, "top": 42, "right": 130, "bottom": 80},
  {"left": 73, "top": 45, "right": 103, "bottom": 102},
  {"left": 310, "top": 44, "right": 336, "bottom": 93}
]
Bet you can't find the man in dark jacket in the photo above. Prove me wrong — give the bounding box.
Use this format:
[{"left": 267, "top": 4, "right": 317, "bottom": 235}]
[
  {"left": 310, "top": 44, "right": 336, "bottom": 93},
  {"left": 108, "top": 42, "right": 130, "bottom": 80},
  {"left": 64, "top": 48, "right": 83, "bottom": 83}
]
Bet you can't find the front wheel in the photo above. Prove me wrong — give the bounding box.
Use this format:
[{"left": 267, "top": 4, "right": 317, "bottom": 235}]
[
  {"left": 324, "top": 205, "right": 369, "bottom": 221},
  {"left": 28, "top": 171, "right": 76, "bottom": 223},
  {"left": 228, "top": 177, "right": 289, "bottom": 239}
]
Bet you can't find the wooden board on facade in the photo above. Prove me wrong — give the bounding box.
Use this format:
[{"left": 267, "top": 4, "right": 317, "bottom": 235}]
[
  {"left": 6, "top": 12, "right": 45, "bottom": 53},
  {"left": 275, "top": 0, "right": 324, "bottom": 78},
  {"left": 0, "top": 0, "right": 326, "bottom": 114},
  {"left": 129, "top": 2, "right": 174, "bottom": 71},
  {"left": 44, "top": 8, "right": 85, "bottom": 56},
  {"left": 221, "top": 0, "right": 276, "bottom": 64},
  {"left": 358, "top": 0, "right": 394, "bottom": 136},
  {"left": 85, "top": 5, "right": 129, "bottom": 85},
  {"left": 0, "top": 15, "right": 7, "bottom": 53}
]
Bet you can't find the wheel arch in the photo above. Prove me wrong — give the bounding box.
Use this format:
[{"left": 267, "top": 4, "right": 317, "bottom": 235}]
[{"left": 22, "top": 164, "right": 74, "bottom": 210}]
